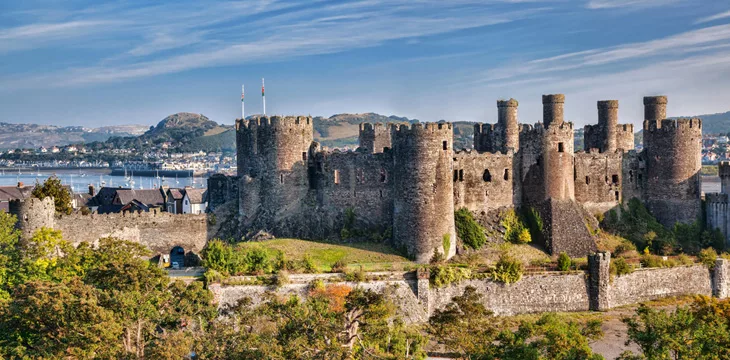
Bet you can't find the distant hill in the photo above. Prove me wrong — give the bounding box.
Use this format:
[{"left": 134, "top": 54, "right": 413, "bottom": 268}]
[
  {"left": 0, "top": 122, "right": 148, "bottom": 150},
  {"left": 685, "top": 111, "right": 730, "bottom": 135}
]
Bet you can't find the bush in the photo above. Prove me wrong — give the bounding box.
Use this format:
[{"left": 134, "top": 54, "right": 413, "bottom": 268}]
[
  {"left": 429, "top": 265, "right": 472, "bottom": 288},
  {"left": 610, "top": 257, "right": 633, "bottom": 277},
  {"left": 330, "top": 260, "right": 347, "bottom": 273},
  {"left": 344, "top": 266, "right": 366, "bottom": 282},
  {"left": 274, "top": 270, "right": 290, "bottom": 287},
  {"left": 490, "top": 255, "right": 523, "bottom": 284},
  {"left": 698, "top": 248, "right": 718, "bottom": 270},
  {"left": 302, "top": 255, "right": 318, "bottom": 274},
  {"left": 501, "top": 209, "right": 531, "bottom": 244},
  {"left": 614, "top": 239, "right": 637, "bottom": 256},
  {"left": 557, "top": 252, "right": 571, "bottom": 271},
  {"left": 430, "top": 248, "right": 445, "bottom": 264},
  {"left": 455, "top": 208, "right": 487, "bottom": 249}
]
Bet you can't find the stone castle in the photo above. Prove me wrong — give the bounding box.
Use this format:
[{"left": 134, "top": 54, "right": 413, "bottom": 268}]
[{"left": 215, "top": 94, "right": 702, "bottom": 263}]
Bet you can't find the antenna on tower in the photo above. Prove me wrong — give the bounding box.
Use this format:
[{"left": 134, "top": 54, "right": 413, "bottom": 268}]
[
  {"left": 241, "top": 84, "right": 245, "bottom": 119},
  {"left": 262, "top": 78, "right": 266, "bottom": 116}
]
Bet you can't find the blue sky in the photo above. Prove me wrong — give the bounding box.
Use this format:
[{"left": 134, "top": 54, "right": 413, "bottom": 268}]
[{"left": 2, "top": 0, "right": 730, "bottom": 128}]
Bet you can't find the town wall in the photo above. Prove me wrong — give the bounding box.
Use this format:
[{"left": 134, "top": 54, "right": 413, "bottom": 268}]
[
  {"left": 209, "top": 258, "right": 730, "bottom": 322},
  {"left": 574, "top": 150, "right": 623, "bottom": 214},
  {"left": 453, "top": 150, "right": 515, "bottom": 213},
  {"left": 54, "top": 210, "right": 208, "bottom": 256},
  {"left": 10, "top": 197, "right": 55, "bottom": 241},
  {"left": 207, "top": 174, "right": 239, "bottom": 211}
]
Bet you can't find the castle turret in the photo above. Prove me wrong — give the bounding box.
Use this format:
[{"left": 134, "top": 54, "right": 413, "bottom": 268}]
[
  {"left": 474, "top": 123, "right": 495, "bottom": 152},
  {"left": 542, "top": 94, "right": 565, "bottom": 128},
  {"left": 598, "top": 100, "right": 618, "bottom": 152},
  {"left": 643, "top": 96, "right": 667, "bottom": 123},
  {"left": 720, "top": 161, "right": 730, "bottom": 194},
  {"left": 9, "top": 197, "right": 55, "bottom": 241},
  {"left": 358, "top": 123, "right": 392, "bottom": 153},
  {"left": 392, "top": 123, "right": 456, "bottom": 263},
  {"left": 497, "top": 99, "right": 519, "bottom": 153},
  {"left": 236, "top": 115, "right": 314, "bottom": 227},
  {"left": 643, "top": 114, "right": 702, "bottom": 226}
]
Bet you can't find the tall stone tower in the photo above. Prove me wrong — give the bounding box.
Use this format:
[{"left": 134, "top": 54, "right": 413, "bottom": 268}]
[
  {"left": 542, "top": 94, "right": 574, "bottom": 201},
  {"left": 358, "top": 123, "right": 393, "bottom": 153},
  {"left": 392, "top": 123, "right": 456, "bottom": 263},
  {"left": 597, "top": 100, "right": 618, "bottom": 153},
  {"left": 643, "top": 96, "right": 702, "bottom": 226},
  {"left": 720, "top": 161, "right": 730, "bottom": 194},
  {"left": 236, "top": 115, "right": 314, "bottom": 229},
  {"left": 497, "top": 99, "right": 520, "bottom": 153}
]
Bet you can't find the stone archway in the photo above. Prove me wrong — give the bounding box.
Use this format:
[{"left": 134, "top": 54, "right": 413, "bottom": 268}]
[{"left": 170, "top": 246, "right": 186, "bottom": 268}]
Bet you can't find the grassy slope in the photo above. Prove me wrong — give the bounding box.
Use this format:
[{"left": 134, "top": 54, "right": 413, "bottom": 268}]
[{"left": 238, "top": 239, "right": 414, "bottom": 272}]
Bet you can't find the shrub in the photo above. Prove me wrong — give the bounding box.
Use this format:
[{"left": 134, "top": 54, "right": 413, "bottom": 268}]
[
  {"left": 610, "top": 257, "right": 633, "bottom": 276},
  {"left": 274, "top": 270, "right": 290, "bottom": 287},
  {"left": 490, "top": 255, "right": 523, "bottom": 284},
  {"left": 302, "top": 255, "right": 318, "bottom": 274},
  {"left": 698, "top": 248, "right": 718, "bottom": 270},
  {"left": 455, "top": 208, "right": 487, "bottom": 249},
  {"left": 430, "top": 248, "right": 445, "bottom": 264},
  {"left": 330, "top": 259, "right": 347, "bottom": 273},
  {"left": 430, "top": 265, "right": 472, "bottom": 287},
  {"left": 442, "top": 233, "right": 452, "bottom": 255},
  {"left": 524, "top": 207, "right": 544, "bottom": 242},
  {"left": 345, "top": 266, "right": 366, "bottom": 282},
  {"left": 501, "top": 209, "right": 531, "bottom": 244},
  {"left": 557, "top": 252, "right": 571, "bottom": 271},
  {"left": 244, "top": 247, "right": 272, "bottom": 274},
  {"left": 614, "top": 239, "right": 637, "bottom": 256}
]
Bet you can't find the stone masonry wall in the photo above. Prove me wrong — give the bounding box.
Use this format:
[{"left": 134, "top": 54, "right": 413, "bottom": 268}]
[
  {"left": 54, "top": 210, "right": 208, "bottom": 256},
  {"left": 574, "top": 150, "right": 622, "bottom": 215},
  {"left": 608, "top": 265, "right": 712, "bottom": 308},
  {"left": 453, "top": 150, "right": 515, "bottom": 212}
]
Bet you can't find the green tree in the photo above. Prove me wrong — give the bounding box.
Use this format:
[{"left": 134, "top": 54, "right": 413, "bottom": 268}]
[
  {"left": 429, "top": 286, "right": 498, "bottom": 357},
  {"left": 455, "top": 208, "right": 488, "bottom": 249},
  {"left": 31, "top": 175, "right": 72, "bottom": 214}
]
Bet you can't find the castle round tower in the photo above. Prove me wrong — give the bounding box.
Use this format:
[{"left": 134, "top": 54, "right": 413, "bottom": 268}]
[
  {"left": 542, "top": 94, "right": 574, "bottom": 201},
  {"left": 237, "top": 115, "right": 314, "bottom": 228},
  {"left": 9, "top": 197, "right": 55, "bottom": 240},
  {"left": 391, "top": 123, "right": 456, "bottom": 263},
  {"left": 720, "top": 161, "right": 730, "bottom": 194},
  {"left": 597, "top": 100, "right": 618, "bottom": 152},
  {"left": 542, "top": 94, "right": 565, "bottom": 128},
  {"left": 498, "top": 99, "right": 520, "bottom": 153},
  {"left": 643, "top": 109, "right": 702, "bottom": 226}
]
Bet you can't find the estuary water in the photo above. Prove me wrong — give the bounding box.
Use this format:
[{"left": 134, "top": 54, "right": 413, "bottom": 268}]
[{"left": 0, "top": 168, "right": 207, "bottom": 194}]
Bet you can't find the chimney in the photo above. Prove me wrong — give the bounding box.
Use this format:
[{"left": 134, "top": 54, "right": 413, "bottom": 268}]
[{"left": 88, "top": 184, "right": 96, "bottom": 196}]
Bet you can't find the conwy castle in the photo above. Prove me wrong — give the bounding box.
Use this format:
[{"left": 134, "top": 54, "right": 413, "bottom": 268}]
[{"left": 207, "top": 95, "right": 704, "bottom": 263}]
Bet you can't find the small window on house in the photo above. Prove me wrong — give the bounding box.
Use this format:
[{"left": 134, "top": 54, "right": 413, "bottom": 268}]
[
  {"left": 503, "top": 169, "right": 509, "bottom": 181},
  {"left": 612, "top": 174, "right": 619, "bottom": 184},
  {"left": 586, "top": 176, "right": 590, "bottom": 185},
  {"left": 558, "top": 142, "right": 564, "bottom": 152},
  {"left": 280, "top": 174, "right": 284, "bottom": 184},
  {"left": 443, "top": 141, "right": 448, "bottom": 150},
  {"left": 483, "top": 169, "right": 492, "bottom": 182},
  {"left": 302, "top": 152, "right": 307, "bottom": 161},
  {"left": 334, "top": 170, "right": 340, "bottom": 185},
  {"left": 458, "top": 169, "right": 464, "bottom": 182}
]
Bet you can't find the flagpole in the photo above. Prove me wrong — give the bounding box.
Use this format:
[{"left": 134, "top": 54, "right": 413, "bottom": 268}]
[
  {"left": 262, "top": 78, "right": 266, "bottom": 116},
  {"left": 241, "top": 84, "right": 245, "bottom": 119}
]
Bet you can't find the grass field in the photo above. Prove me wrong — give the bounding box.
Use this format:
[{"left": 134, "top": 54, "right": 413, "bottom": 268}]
[{"left": 237, "top": 239, "right": 415, "bottom": 272}]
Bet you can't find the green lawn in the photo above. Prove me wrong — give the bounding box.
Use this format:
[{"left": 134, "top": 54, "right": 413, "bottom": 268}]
[{"left": 237, "top": 239, "right": 415, "bottom": 272}]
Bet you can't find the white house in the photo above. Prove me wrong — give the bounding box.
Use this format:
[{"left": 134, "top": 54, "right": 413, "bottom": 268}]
[{"left": 181, "top": 188, "right": 207, "bottom": 214}]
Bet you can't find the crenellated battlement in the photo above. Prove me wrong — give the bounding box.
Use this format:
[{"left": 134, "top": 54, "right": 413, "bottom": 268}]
[
  {"left": 720, "top": 161, "right": 730, "bottom": 177},
  {"left": 644, "top": 118, "right": 702, "bottom": 132},
  {"left": 497, "top": 98, "right": 519, "bottom": 107},
  {"left": 453, "top": 148, "right": 512, "bottom": 159},
  {"left": 597, "top": 100, "right": 619, "bottom": 109},
  {"left": 391, "top": 122, "right": 453, "bottom": 137},
  {"left": 706, "top": 193, "right": 730, "bottom": 204},
  {"left": 643, "top": 96, "right": 668, "bottom": 105},
  {"left": 617, "top": 124, "right": 633, "bottom": 132},
  {"left": 359, "top": 122, "right": 396, "bottom": 132},
  {"left": 237, "top": 115, "right": 313, "bottom": 131},
  {"left": 546, "top": 121, "right": 574, "bottom": 134}
]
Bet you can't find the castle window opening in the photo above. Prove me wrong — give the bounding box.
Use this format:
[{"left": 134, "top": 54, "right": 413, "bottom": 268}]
[
  {"left": 458, "top": 169, "right": 464, "bottom": 182},
  {"left": 280, "top": 174, "right": 284, "bottom": 184},
  {"left": 483, "top": 169, "right": 492, "bottom": 182},
  {"left": 629, "top": 170, "right": 634, "bottom": 182},
  {"left": 379, "top": 190, "right": 383, "bottom": 198},
  {"left": 380, "top": 169, "right": 387, "bottom": 183},
  {"left": 558, "top": 142, "right": 564, "bottom": 152},
  {"left": 503, "top": 169, "right": 509, "bottom": 181},
  {"left": 615, "top": 191, "right": 620, "bottom": 201},
  {"left": 612, "top": 174, "right": 619, "bottom": 184},
  {"left": 638, "top": 173, "right": 642, "bottom": 181},
  {"left": 302, "top": 152, "right": 307, "bottom": 161},
  {"left": 453, "top": 170, "right": 458, "bottom": 182},
  {"left": 443, "top": 141, "right": 448, "bottom": 150},
  {"left": 586, "top": 176, "right": 590, "bottom": 185},
  {"left": 604, "top": 176, "right": 609, "bottom": 184},
  {"left": 334, "top": 170, "right": 340, "bottom": 185}
]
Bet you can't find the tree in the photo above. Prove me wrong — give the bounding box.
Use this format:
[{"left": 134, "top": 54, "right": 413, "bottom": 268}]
[
  {"left": 429, "top": 286, "right": 498, "bottom": 357},
  {"left": 31, "top": 175, "right": 72, "bottom": 214},
  {"left": 0, "top": 279, "right": 123, "bottom": 359}
]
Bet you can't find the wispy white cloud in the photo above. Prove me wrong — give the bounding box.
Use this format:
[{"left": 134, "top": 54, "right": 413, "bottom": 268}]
[
  {"left": 585, "top": 0, "right": 680, "bottom": 10},
  {"left": 696, "top": 10, "right": 730, "bottom": 24}
]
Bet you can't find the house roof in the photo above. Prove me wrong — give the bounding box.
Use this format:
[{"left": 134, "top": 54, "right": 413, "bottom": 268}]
[
  {"left": 88, "top": 187, "right": 131, "bottom": 207},
  {"left": 73, "top": 193, "right": 92, "bottom": 207},
  {"left": 183, "top": 188, "right": 207, "bottom": 204},
  {"left": 115, "top": 189, "right": 165, "bottom": 207},
  {"left": 166, "top": 188, "right": 184, "bottom": 200},
  {"left": 0, "top": 185, "right": 34, "bottom": 202}
]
